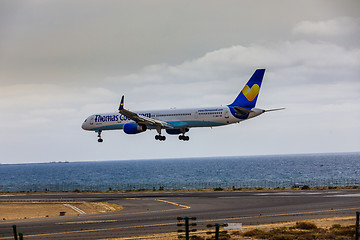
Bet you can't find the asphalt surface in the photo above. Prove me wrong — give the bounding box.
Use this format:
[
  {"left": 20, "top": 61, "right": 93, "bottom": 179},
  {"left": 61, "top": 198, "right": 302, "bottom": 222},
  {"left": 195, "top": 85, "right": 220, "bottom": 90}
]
[{"left": 0, "top": 190, "right": 359, "bottom": 239}]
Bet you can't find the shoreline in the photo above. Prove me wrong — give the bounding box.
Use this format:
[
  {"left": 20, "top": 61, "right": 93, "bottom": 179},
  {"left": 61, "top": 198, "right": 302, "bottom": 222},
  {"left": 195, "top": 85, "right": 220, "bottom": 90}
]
[{"left": 1, "top": 185, "right": 360, "bottom": 195}]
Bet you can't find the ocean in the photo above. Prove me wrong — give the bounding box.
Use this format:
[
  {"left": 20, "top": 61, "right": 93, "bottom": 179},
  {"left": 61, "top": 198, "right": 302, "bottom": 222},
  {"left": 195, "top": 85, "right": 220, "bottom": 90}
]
[{"left": 0, "top": 153, "right": 359, "bottom": 192}]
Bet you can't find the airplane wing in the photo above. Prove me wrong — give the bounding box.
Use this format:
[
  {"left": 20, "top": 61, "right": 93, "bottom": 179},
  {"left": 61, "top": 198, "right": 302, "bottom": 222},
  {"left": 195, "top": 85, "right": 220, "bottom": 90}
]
[{"left": 118, "top": 96, "right": 173, "bottom": 129}]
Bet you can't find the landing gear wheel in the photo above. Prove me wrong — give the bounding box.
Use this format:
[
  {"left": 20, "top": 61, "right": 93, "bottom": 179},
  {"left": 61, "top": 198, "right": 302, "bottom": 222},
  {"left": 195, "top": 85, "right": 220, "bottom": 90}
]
[
  {"left": 97, "top": 130, "right": 103, "bottom": 143},
  {"left": 179, "top": 135, "right": 189, "bottom": 141},
  {"left": 155, "top": 135, "right": 166, "bottom": 141}
]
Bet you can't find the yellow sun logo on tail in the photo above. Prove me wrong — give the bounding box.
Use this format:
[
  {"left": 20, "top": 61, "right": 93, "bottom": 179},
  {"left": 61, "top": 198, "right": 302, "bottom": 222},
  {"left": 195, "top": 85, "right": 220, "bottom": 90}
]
[{"left": 242, "top": 84, "right": 260, "bottom": 101}]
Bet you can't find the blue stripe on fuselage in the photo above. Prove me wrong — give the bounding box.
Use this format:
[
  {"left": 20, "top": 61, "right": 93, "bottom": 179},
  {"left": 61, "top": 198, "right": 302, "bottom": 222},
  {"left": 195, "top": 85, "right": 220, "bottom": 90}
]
[{"left": 89, "top": 120, "right": 226, "bottom": 132}]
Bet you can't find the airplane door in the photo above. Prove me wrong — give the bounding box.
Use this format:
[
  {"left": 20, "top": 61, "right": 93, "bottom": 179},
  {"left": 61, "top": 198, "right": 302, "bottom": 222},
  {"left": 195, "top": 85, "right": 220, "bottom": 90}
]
[
  {"left": 194, "top": 111, "right": 199, "bottom": 119},
  {"left": 90, "top": 116, "right": 94, "bottom": 125},
  {"left": 224, "top": 110, "right": 229, "bottom": 118}
]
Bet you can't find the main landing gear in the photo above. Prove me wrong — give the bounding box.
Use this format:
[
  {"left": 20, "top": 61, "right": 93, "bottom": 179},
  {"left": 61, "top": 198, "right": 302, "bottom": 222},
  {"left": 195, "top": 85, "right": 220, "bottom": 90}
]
[
  {"left": 179, "top": 135, "right": 189, "bottom": 141},
  {"left": 97, "top": 130, "right": 103, "bottom": 142},
  {"left": 155, "top": 135, "right": 166, "bottom": 141},
  {"left": 179, "top": 128, "right": 189, "bottom": 141},
  {"left": 155, "top": 127, "right": 166, "bottom": 141}
]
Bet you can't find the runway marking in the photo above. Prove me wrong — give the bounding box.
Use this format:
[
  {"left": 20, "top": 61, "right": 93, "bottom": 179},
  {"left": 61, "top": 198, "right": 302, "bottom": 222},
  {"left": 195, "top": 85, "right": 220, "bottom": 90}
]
[
  {"left": 0, "top": 207, "right": 357, "bottom": 240},
  {"left": 56, "top": 220, "right": 118, "bottom": 225},
  {"left": 124, "top": 198, "right": 191, "bottom": 211},
  {"left": 195, "top": 207, "right": 360, "bottom": 224},
  {"left": 154, "top": 199, "right": 191, "bottom": 209},
  {"left": 327, "top": 193, "right": 360, "bottom": 197},
  {"left": 63, "top": 203, "right": 86, "bottom": 214},
  {"left": 95, "top": 202, "right": 117, "bottom": 211},
  {"left": 0, "top": 198, "right": 189, "bottom": 226},
  {"left": 0, "top": 222, "right": 177, "bottom": 239}
]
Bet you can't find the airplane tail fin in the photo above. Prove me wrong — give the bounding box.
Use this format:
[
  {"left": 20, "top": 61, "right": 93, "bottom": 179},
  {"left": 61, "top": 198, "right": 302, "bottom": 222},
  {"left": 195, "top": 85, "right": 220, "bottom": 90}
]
[{"left": 229, "top": 69, "right": 265, "bottom": 109}]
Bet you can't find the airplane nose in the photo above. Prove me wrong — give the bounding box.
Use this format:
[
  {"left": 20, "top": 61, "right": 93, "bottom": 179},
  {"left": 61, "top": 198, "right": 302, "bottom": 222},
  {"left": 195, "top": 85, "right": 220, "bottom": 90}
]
[{"left": 82, "top": 120, "right": 89, "bottom": 130}]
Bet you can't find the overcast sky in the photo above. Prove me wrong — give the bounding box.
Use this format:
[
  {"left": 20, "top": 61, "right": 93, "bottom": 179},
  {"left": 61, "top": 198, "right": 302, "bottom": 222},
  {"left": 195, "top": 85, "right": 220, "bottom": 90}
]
[{"left": 0, "top": 0, "right": 359, "bottom": 164}]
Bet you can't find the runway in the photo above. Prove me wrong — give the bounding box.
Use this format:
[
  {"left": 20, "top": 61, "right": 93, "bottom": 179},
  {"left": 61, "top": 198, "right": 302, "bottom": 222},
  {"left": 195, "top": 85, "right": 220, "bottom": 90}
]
[{"left": 0, "top": 190, "right": 359, "bottom": 239}]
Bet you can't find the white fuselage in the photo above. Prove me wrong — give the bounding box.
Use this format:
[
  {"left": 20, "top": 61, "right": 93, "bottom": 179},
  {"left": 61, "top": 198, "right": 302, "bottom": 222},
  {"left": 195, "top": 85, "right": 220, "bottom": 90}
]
[{"left": 81, "top": 106, "right": 264, "bottom": 132}]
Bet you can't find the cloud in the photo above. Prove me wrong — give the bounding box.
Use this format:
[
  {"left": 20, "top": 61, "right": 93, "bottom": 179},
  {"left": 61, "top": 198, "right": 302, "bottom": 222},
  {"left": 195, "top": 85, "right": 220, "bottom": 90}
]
[
  {"left": 1, "top": 39, "right": 359, "bottom": 163},
  {"left": 109, "top": 41, "right": 360, "bottom": 104},
  {"left": 293, "top": 17, "right": 360, "bottom": 37},
  {"left": 4, "top": 40, "right": 360, "bottom": 117}
]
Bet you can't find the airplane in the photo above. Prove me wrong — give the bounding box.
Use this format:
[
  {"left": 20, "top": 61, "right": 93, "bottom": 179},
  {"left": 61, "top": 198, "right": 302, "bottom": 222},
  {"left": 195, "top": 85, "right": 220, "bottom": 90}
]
[{"left": 82, "top": 69, "right": 284, "bottom": 142}]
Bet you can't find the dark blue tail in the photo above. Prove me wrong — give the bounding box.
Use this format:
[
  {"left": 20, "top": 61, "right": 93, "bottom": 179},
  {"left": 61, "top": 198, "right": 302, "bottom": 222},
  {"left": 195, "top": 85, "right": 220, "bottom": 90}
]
[{"left": 229, "top": 69, "right": 265, "bottom": 109}]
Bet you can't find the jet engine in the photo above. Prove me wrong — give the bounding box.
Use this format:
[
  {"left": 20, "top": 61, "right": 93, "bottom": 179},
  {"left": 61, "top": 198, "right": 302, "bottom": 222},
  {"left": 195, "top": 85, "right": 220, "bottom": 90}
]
[{"left": 123, "top": 123, "right": 147, "bottom": 134}]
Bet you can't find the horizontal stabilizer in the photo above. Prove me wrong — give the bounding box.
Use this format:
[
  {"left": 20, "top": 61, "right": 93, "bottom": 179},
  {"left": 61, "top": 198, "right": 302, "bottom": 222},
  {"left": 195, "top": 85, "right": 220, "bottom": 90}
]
[{"left": 264, "top": 107, "right": 286, "bottom": 112}]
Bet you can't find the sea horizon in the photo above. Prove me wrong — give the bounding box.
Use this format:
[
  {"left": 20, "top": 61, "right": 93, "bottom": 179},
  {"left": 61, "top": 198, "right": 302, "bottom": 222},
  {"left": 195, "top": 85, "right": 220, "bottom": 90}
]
[
  {"left": 1, "top": 151, "right": 359, "bottom": 165},
  {"left": 1, "top": 152, "right": 359, "bottom": 192}
]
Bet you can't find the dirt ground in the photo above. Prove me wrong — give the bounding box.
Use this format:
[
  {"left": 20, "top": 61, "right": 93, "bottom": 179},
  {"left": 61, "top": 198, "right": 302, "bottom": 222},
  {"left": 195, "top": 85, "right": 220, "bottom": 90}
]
[
  {"left": 0, "top": 202, "right": 122, "bottom": 220},
  {"left": 100, "top": 216, "right": 356, "bottom": 240}
]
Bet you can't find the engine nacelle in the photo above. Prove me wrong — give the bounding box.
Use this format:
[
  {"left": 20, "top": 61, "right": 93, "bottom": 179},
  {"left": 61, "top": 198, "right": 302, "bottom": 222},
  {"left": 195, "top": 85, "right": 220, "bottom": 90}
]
[
  {"left": 166, "top": 128, "right": 189, "bottom": 135},
  {"left": 123, "top": 123, "right": 147, "bottom": 134}
]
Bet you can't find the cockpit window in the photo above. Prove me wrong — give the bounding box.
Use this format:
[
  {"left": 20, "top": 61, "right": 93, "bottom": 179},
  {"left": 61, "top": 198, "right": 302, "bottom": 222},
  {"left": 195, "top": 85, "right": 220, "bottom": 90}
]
[{"left": 84, "top": 119, "right": 87, "bottom": 123}]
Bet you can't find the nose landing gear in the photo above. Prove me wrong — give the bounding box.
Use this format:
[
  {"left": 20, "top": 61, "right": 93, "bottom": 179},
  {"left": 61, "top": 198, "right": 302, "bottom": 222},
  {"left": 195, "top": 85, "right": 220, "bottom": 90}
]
[{"left": 97, "top": 130, "right": 103, "bottom": 142}]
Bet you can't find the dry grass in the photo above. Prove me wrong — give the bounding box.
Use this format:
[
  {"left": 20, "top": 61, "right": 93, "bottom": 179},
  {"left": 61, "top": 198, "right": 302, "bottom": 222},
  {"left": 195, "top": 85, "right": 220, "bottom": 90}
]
[
  {"left": 0, "top": 202, "right": 122, "bottom": 220},
  {"left": 100, "top": 216, "right": 357, "bottom": 240}
]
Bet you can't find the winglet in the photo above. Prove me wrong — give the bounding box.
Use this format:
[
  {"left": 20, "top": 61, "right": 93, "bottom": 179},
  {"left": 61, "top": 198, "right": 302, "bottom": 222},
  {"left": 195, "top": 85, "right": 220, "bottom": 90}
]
[{"left": 119, "top": 95, "right": 124, "bottom": 111}]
